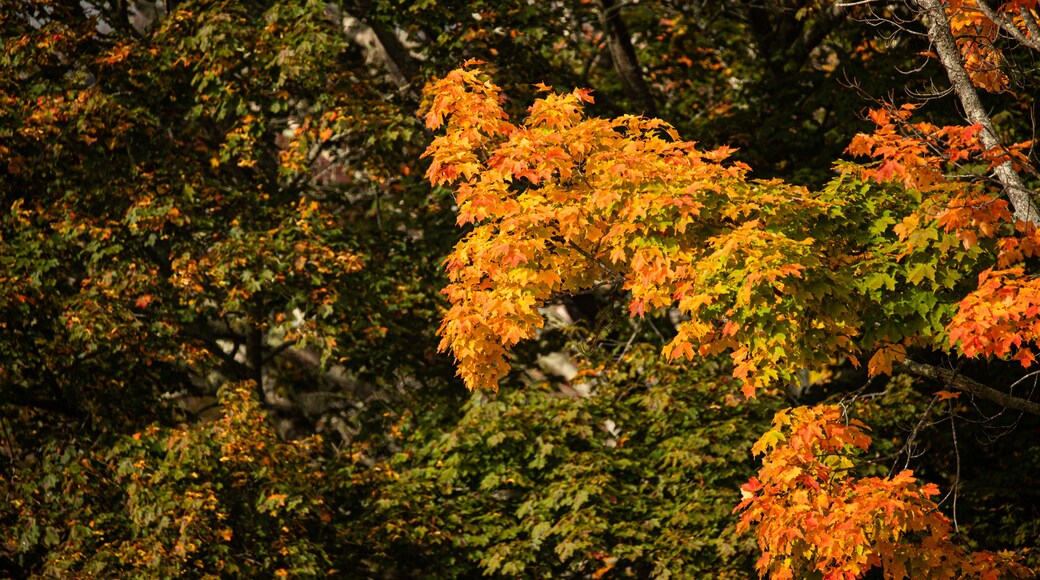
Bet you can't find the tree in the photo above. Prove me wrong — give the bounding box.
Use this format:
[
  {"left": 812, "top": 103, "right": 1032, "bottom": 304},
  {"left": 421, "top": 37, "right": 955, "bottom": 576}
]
[
  {"left": 2, "top": 383, "right": 340, "bottom": 576},
  {"left": 352, "top": 343, "right": 780, "bottom": 577},
  {"left": 736, "top": 405, "right": 1029, "bottom": 578},
  {"left": 422, "top": 54, "right": 1039, "bottom": 576},
  {"left": 3, "top": 0, "right": 1040, "bottom": 577},
  {"left": 1, "top": 0, "right": 452, "bottom": 573}
]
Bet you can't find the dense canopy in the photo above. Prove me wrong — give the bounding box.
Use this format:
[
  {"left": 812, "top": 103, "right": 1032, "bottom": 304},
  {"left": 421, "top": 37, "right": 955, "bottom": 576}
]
[{"left": 2, "top": 0, "right": 1039, "bottom": 577}]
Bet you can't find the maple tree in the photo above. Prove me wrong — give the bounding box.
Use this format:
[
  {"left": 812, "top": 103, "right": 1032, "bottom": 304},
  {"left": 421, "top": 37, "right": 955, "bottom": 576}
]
[
  {"left": 422, "top": 25, "right": 1040, "bottom": 573},
  {"left": 425, "top": 65, "right": 979, "bottom": 397},
  {"left": 356, "top": 343, "right": 781, "bottom": 577},
  {"left": 4, "top": 383, "right": 340, "bottom": 576},
  {"left": 0, "top": 0, "right": 452, "bottom": 574}
]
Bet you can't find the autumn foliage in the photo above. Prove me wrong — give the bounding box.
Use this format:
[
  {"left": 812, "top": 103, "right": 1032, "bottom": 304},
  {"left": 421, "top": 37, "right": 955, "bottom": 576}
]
[
  {"left": 423, "top": 66, "right": 1024, "bottom": 396},
  {"left": 735, "top": 405, "right": 1029, "bottom": 579},
  {"left": 423, "top": 65, "right": 1038, "bottom": 577},
  {"left": 425, "top": 66, "right": 847, "bottom": 397},
  {"left": 4, "top": 0, "right": 1040, "bottom": 577},
  {"left": 845, "top": 102, "right": 1040, "bottom": 369}
]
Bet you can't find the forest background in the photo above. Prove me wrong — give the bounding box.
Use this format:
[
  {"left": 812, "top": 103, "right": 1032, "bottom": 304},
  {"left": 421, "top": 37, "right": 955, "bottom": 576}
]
[{"left": 2, "top": 0, "right": 1040, "bottom": 577}]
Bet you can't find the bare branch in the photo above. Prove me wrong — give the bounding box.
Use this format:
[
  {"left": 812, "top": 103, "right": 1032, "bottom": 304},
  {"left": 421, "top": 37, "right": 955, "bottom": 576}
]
[
  {"left": 901, "top": 359, "right": 1040, "bottom": 416},
  {"left": 975, "top": 0, "right": 1040, "bottom": 52},
  {"left": 914, "top": 0, "right": 1040, "bottom": 223},
  {"left": 1021, "top": 7, "right": 1040, "bottom": 43},
  {"left": 894, "top": 393, "right": 941, "bottom": 473},
  {"left": 947, "top": 400, "right": 961, "bottom": 532}
]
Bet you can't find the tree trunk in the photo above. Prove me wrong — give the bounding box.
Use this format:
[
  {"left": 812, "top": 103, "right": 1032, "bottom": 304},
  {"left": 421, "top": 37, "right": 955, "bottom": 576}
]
[{"left": 596, "top": 0, "right": 658, "bottom": 117}]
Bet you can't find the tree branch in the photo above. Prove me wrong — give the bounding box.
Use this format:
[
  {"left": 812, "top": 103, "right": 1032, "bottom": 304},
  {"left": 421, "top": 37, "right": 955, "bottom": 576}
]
[
  {"left": 342, "top": 0, "right": 422, "bottom": 102},
  {"left": 247, "top": 323, "right": 265, "bottom": 401},
  {"left": 1021, "top": 7, "right": 1040, "bottom": 44},
  {"left": 901, "top": 360, "right": 1040, "bottom": 416},
  {"left": 915, "top": 0, "right": 1040, "bottom": 224},
  {"left": 975, "top": 0, "right": 1040, "bottom": 52},
  {"left": 787, "top": 3, "right": 849, "bottom": 70},
  {"left": 2, "top": 388, "right": 87, "bottom": 420}
]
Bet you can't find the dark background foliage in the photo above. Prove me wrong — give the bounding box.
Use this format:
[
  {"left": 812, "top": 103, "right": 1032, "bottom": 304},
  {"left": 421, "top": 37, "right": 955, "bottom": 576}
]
[{"left": 1, "top": 0, "right": 1037, "bottom": 577}]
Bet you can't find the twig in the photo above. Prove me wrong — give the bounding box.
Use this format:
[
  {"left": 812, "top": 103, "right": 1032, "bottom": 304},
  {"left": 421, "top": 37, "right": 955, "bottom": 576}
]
[
  {"left": 616, "top": 319, "right": 642, "bottom": 360},
  {"left": 915, "top": 0, "right": 1040, "bottom": 223},
  {"left": 567, "top": 240, "right": 625, "bottom": 282},
  {"left": 894, "top": 394, "right": 941, "bottom": 474}
]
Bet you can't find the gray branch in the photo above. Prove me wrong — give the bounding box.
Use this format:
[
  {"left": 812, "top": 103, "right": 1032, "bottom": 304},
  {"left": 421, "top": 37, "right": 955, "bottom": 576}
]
[
  {"left": 1021, "top": 7, "right": 1040, "bottom": 43},
  {"left": 915, "top": 0, "right": 1040, "bottom": 224},
  {"left": 975, "top": 0, "right": 1040, "bottom": 52},
  {"left": 901, "top": 360, "right": 1040, "bottom": 416}
]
